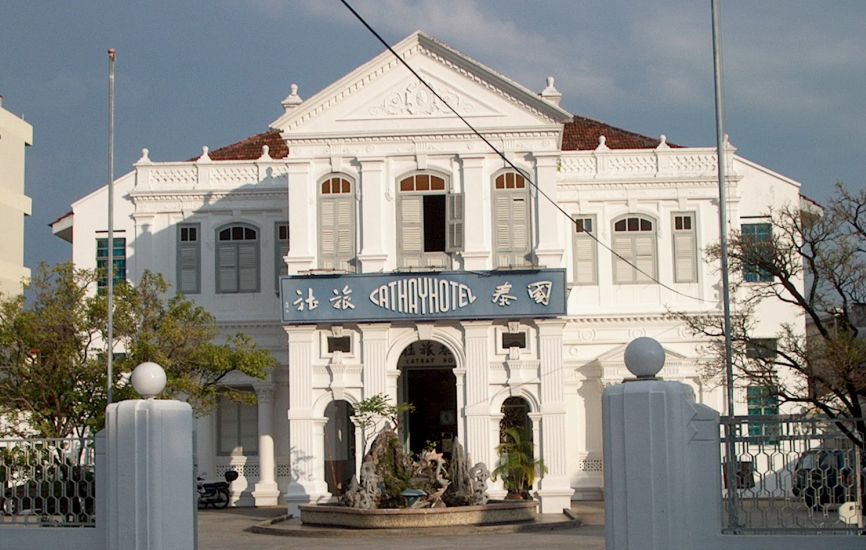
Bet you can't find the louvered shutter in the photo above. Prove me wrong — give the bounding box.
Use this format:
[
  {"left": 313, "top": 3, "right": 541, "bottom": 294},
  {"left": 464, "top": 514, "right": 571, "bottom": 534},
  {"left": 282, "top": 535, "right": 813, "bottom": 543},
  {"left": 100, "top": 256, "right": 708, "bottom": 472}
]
[
  {"left": 218, "top": 245, "right": 238, "bottom": 292},
  {"left": 613, "top": 237, "right": 634, "bottom": 283},
  {"left": 674, "top": 232, "right": 697, "bottom": 282},
  {"left": 634, "top": 235, "right": 655, "bottom": 282},
  {"left": 494, "top": 193, "right": 513, "bottom": 267},
  {"left": 400, "top": 195, "right": 424, "bottom": 267},
  {"left": 238, "top": 242, "right": 258, "bottom": 291},
  {"left": 319, "top": 200, "right": 336, "bottom": 269},
  {"left": 446, "top": 193, "right": 464, "bottom": 252},
  {"left": 335, "top": 197, "right": 354, "bottom": 271},
  {"left": 179, "top": 244, "right": 199, "bottom": 293},
  {"left": 573, "top": 234, "right": 596, "bottom": 284}
]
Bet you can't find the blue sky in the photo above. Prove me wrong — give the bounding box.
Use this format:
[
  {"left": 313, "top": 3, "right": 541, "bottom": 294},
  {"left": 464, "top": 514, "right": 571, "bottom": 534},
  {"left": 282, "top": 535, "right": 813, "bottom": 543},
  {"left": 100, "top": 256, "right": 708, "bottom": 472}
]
[{"left": 2, "top": 0, "right": 864, "bottom": 271}]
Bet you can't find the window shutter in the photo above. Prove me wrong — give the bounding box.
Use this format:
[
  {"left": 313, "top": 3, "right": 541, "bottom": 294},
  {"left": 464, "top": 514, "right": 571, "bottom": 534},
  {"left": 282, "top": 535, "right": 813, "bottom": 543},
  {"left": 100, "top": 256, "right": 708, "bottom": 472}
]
[
  {"left": 179, "top": 244, "right": 199, "bottom": 293},
  {"left": 511, "top": 196, "right": 529, "bottom": 251},
  {"left": 218, "top": 244, "right": 238, "bottom": 292},
  {"left": 573, "top": 234, "right": 596, "bottom": 284},
  {"left": 674, "top": 232, "right": 697, "bottom": 282},
  {"left": 399, "top": 195, "right": 424, "bottom": 266},
  {"left": 493, "top": 190, "right": 530, "bottom": 267},
  {"left": 335, "top": 197, "right": 355, "bottom": 271},
  {"left": 237, "top": 243, "right": 258, "bottom": 291},
  {"left": 634, "top": 235, "right": 655, "bottom": 282},
  {"left": 446, "top": 193, "right": 464, "bottom": 252},
  {"left": 319, "top": 200, "right": 337, "bottom": 269},
  {"left": 612, "top": 236, "right": 634, "bottom": 283}
]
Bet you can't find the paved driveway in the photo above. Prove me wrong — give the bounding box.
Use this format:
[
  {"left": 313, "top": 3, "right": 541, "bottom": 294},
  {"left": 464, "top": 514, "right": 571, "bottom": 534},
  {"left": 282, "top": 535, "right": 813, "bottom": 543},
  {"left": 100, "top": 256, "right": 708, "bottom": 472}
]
[{"left": 197, "top": 503, "right": 606, "bottom": 550}]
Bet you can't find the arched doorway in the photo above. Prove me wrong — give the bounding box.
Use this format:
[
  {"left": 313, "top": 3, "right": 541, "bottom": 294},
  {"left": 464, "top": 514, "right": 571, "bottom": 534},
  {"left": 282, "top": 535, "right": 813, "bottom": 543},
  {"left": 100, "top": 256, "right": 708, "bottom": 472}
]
[
  {"left": 323, "top": 400, "right": 356, "bottom": 495},
  {"left": 397, "top": 340, "right": 457, "bottom": 457}
]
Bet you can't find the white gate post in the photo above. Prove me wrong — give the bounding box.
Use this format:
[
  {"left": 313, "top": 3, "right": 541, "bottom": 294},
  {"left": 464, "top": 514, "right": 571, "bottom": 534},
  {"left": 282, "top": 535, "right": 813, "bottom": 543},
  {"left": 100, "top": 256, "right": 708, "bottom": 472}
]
[{"left": 105, "top": 362, "right": 194, "bottom": 550}]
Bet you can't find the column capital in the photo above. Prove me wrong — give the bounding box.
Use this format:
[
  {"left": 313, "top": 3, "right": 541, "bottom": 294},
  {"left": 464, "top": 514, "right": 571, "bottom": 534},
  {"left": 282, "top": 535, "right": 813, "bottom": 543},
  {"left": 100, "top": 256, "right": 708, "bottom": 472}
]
[
  {"left": 535, "top": 319, "right": 566, "bottom": 333},
  {"left": 283, "top": 324, "right": 317, "bottom": 338},
  {"left": 254, "top": 384, "right": 275, "bottom": 404}
]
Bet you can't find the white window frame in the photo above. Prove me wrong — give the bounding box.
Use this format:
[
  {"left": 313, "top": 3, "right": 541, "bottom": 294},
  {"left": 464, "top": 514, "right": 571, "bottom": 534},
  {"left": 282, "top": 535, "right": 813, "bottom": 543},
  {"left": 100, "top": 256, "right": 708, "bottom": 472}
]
[
  {"left": 177, "top": 223, "right": 201, "bottom": 294},
  {"left": 317, "top": 175, "right": 356, "bottom": 272},
  {"left": 492, "top": 170, "right": 531, "bottom": 268},
  {"left": 396, "top": 171, "right": 462, "bottom": 269},
  {"left": 611, "top": 215, "right": 658, "bottom": 284},
  {"left": 215, "top": 222, "right": 260, "bottom": 294},
  {"left": 671, "top": 212, "right": 698, "bottom": 283},
  {"left": 571, "top": 215, "right": 597, "bottom": 285}
]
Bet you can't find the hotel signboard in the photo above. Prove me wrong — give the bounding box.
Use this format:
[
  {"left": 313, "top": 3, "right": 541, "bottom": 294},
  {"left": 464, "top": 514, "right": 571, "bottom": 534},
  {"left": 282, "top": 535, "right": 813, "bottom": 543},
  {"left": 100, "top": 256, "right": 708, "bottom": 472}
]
[{"left": 280, "top": 269, "right": 566, "bottom": 324}]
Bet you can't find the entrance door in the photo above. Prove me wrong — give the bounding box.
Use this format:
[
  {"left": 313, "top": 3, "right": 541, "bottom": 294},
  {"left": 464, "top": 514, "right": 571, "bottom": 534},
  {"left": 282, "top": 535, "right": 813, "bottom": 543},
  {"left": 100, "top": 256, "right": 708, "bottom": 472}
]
[{"left": 398, "top": 340, "right": 457, "bottom": 457}]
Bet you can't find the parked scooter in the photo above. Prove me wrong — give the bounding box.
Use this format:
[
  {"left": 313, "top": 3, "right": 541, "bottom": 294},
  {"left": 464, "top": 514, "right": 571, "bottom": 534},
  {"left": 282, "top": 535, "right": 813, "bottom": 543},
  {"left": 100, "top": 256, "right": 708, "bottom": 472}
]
[{"left": 197, "top": 470, "right": 238, "bottom": 509}]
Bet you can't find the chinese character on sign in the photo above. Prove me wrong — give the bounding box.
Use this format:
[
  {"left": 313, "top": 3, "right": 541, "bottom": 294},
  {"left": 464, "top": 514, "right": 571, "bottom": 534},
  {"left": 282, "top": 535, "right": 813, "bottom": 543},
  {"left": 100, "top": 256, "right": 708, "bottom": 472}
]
[
  {"left": 492, "top": 282, "right": 517, "bottom": 307},
  {"left": 329, "top": 285, "right": 355, "bottom": 310},
  {"left": 527, "top": 281, "right": 552, "bottom": 306},
  {"left": 293, "top": 288, "right": 319, "bottom": 311}
]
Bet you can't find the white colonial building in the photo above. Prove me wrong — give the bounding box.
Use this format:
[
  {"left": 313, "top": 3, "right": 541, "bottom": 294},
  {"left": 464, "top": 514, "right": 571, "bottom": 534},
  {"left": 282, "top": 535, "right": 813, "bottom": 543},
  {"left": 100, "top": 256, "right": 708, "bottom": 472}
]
[{"left": 53, "top": 32, "right": 804, "bottom": 514}]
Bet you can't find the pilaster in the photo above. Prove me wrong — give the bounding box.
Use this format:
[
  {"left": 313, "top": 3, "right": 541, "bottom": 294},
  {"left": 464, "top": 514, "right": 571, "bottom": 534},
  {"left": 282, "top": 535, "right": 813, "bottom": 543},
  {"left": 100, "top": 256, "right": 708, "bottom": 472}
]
[
  {"left": 252, "top": 383, "right": 280, "bottom": 505},
  {"left": 286, "top": 161, "right": 315, "bottom": 274},
  {"left": 460, "top": 155, "right": 490, "bottom": 270},
  {"left": 358, "top": 157, "right": 389, "bottom": 272},
  {"left": 463, "top": 321, "right": 492, "bottom": 466},
  {"left": 534, "top": 153, "right": 564, "bottom": 267}
]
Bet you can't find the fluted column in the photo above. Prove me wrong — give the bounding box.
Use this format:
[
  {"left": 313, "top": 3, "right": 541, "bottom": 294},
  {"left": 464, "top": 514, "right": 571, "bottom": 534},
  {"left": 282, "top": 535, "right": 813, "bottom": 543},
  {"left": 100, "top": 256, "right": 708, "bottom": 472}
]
[
  {"left": 463, "top": 321, "right": 492, "bottom": 467},
  {"left": 286, "top": 161, "right": 314, "bottom": 274},
  {"left": 283, "top": 325, "right": 329, "bottom": 514},
  {"left": 358, "top": 158, "right": 388, "bottom": 272},
  {"left": 534, "top": 153, "right": 564, "bottom": 267},
  {"left": 359, "top": 323, "right": 392, "bottom": 450},
  {"left": 536, "top": 319, "right": 573, "bottom": 513},
  {"left": 460, "top": 155, "right": 490, "bottom": 270},
  {"left": 252, "top": 383, "right": 279, "bottom": 505}
]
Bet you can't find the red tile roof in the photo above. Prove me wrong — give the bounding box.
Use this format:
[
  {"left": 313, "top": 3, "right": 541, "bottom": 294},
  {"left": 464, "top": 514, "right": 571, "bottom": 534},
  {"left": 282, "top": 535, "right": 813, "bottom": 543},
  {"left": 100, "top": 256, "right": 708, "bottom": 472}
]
[
  {"left": 201, "top": 116, "right": 676, "bottom": 161},
  {"left": 203, "top": 130, "right": 289, "bottom": 161},
  {"left": 562, "top": 115, "right": 680, "bottom": 150}
]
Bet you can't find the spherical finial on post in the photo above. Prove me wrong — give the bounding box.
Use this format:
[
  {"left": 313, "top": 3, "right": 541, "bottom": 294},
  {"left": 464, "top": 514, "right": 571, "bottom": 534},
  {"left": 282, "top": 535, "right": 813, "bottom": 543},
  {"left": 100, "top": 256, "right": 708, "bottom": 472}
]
[
  {"left": 624, "top": 337, "right": 665, "bottom": 379},
  {"left": 131, "top": 362, "right": 167, "bottom": 399}
]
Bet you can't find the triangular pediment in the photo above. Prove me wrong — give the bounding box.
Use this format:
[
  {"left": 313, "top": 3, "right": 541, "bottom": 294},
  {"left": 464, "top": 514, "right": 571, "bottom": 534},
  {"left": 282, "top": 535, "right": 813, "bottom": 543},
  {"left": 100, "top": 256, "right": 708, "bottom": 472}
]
[{"left": 270, "top": 31, "right": 572, "bottom": 139}]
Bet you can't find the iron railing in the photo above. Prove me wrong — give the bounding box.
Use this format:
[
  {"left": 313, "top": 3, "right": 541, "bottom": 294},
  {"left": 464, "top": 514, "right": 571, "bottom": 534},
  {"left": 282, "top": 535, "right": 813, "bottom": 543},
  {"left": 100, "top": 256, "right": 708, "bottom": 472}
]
[
  {"left": 721, "top": 415, "right": 864, "bottom": 535},
  {"left": 0, "top": 437, "right": 96, "bottom": 527}
]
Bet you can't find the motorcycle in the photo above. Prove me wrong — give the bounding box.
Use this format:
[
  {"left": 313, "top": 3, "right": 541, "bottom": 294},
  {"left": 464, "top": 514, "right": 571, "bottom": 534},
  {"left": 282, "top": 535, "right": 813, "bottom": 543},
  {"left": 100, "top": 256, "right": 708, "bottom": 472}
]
[{"left": 197, "top": 470, "right": 238, "bottom": 509}]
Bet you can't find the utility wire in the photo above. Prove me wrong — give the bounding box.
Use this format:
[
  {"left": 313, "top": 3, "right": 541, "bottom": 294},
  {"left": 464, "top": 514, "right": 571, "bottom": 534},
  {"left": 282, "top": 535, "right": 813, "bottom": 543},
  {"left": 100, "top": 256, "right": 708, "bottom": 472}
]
[{"left": 340, "top": 0, "right": 715, "bottom": 303}]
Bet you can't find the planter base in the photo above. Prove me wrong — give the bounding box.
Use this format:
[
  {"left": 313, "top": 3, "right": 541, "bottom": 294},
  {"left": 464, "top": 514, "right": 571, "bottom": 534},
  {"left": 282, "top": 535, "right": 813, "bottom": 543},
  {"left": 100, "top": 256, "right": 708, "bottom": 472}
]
[{"left": 299, "top": 501, "right": 537, "bottom": 529}]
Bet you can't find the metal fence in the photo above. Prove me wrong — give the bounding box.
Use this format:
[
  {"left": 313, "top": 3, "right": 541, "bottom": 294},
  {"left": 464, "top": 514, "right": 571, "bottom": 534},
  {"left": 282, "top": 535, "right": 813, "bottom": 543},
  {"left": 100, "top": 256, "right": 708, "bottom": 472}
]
[
  {"left": 721, "top": 415, "right": 864, "bottom": 535},
  {"left": 0, "top": 437, "right": 96, "bottom": 527}
]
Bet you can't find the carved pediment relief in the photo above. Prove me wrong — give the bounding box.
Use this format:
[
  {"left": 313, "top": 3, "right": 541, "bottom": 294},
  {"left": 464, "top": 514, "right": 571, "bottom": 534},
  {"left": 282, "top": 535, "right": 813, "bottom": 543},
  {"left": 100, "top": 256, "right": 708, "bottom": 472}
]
[{"left": 350, "top": 74, "right": 501, "bottom": 120}]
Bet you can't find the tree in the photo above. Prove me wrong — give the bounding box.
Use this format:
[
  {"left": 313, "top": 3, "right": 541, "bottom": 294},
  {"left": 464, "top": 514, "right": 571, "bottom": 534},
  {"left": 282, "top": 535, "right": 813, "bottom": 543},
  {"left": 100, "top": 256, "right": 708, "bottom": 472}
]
[
  {"left": 0, "top": 263, "right": 274, "bottom": 438},
  {"left": 679, "top": 183, "right": 866, "bottom": 450}
]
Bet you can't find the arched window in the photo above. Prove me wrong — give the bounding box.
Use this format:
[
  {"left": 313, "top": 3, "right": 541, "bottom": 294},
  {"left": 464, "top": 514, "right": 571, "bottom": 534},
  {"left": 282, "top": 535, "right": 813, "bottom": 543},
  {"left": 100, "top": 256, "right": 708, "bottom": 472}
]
[
  {"left": 318, "top": 175, "right": 356, "bottom": 272},
  {"left": 612, "top": 215, "right": 657, "bottom": 284},
  {"left": 396, "top": 172, "right": 463, "bottom": 268},
  {"left": 215, "top": 223, "right": 259, "bottom": 293},
  {"left": 493, "top": 171, "right": 530, "bottom": 268}
]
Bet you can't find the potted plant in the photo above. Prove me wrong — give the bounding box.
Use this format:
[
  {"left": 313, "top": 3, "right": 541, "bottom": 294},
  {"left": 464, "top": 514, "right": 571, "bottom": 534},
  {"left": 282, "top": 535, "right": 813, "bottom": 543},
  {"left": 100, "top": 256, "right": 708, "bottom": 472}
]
[{"left": 492, "top": 427, "right": 546, "bottom": 499}]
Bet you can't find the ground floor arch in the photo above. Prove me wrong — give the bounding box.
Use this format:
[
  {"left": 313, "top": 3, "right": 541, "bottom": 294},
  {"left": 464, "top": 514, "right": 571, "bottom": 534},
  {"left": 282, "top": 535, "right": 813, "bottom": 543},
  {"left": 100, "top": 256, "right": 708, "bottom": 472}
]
[{"left": 323, "top": 399, "right": 356, "bottom": 495}]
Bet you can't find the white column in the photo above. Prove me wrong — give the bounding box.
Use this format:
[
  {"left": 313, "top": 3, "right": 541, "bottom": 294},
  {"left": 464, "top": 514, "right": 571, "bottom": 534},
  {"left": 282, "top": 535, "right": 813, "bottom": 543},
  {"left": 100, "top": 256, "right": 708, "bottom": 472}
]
[
  {"left": 359, "top": 323, "right": 391, "bottom": 398},
  {"left": 453, "top": 367, "right": 466, "bottom": 447},
  {"left": 284, "top": 326, "right": 329, "bottom": 515},
  {"left": 534, "top": 153, "right": 564, "bottom": 267},
  {"left": 460, "top": 155, "right": 490, "bottom": 270},
  {"left": 252, "top": 384, "right": 280, "bottom": 505},
  {"left": 487, "top": 414, "right": 507, "bottom": 500},
  {"left": 536, "top": 319, "right": 573, "bottom": 513},
  {"left": 463, "top": 321, "right": 492, "bottom": 467},
  {"left": 274, "top": 366, "right": 290, "bottom": 485},
  {"left": 358, "top": 157, "right": 388, "bottom": 272},
  {"left": 195, "top": 413, "right": 215, "bottom": 480},
  {"left": 286, "top": 161, "right": 314, "bottom": 274}
]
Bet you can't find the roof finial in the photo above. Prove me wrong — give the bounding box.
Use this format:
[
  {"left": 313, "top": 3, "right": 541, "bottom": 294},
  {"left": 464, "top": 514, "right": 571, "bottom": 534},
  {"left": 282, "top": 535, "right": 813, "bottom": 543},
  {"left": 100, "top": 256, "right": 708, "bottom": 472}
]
[
  {"left": 198, "top": 146, "right": 211, "bottom": 162},
  {"left": 540, "top": 76, "right": 562, "bottom": 106},
  {"left": 656, "top": 135, "right": 669, "bottom": 150},
  {"left": 137, "top": 148, "right": 151, "bottom": 164},
  {"left": 281, "top": 83, "right": 303, "bottom": 113},
  {"left": 259, "top": 145, "right": 271, "bottom": 160},
  {"left": 596, "top": 135, "right": 609, "bottom": 151}
]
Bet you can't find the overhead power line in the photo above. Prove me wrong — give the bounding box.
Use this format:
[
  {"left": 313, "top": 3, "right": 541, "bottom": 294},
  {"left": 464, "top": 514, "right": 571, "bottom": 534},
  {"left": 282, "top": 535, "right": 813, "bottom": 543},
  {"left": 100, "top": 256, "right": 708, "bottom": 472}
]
[{"left": 339, "top": 0, "right": 715, "bottom": 304}]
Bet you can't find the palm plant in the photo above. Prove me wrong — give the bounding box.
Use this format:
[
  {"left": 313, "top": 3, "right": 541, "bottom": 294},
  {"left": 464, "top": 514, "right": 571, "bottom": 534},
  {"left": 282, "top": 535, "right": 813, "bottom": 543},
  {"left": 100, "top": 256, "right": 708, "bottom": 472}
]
[{"left": 491, "top": 427, "right": 546, "bottom": 498}]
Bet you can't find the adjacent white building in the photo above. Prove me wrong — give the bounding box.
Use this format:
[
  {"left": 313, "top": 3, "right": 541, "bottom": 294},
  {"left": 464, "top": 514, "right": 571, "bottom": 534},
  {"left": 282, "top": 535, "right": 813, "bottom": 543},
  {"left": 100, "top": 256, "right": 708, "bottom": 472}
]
[{"left": 52, "top": 31, "right": 804, "bottom": 514}]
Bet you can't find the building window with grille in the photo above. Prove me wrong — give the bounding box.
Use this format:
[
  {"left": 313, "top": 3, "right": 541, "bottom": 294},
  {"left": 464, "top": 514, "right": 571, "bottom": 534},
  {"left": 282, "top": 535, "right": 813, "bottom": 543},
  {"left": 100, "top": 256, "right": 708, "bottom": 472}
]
[
  {"left": 746, "top": 386, "right": 779, "bottom": 440},
  {"left": 217, "top": 393, "right": 259, "bottom": 456},
  {"left": 96, "top": 237, "right": 126, "bottom": 292},
  {"left": 572, "top": 215, "right": 597, "bottom": 285},
  {"left": 275, "top": 222, "right": 289, "bottom": 289},
  {"left": 318, "top": 176, "right": 356, "bottom": 272},
  {"left": 672, "top": 213, "right": 697, "bottom": 283},
  {"left": 612, "top": 215, "right": 657, "bottom": 284},
  {"left": 492, "top": 171, "right": 530, "bottom": 268},
  {"left": 741, "top": 222, "right": 773, "bottom": 282},
  {"left": 177, "top": 224, "right": 200, "bottom": 294},
  {"left": 215, "top": 223, "right": 259, "bottom": 293},
  {"left": 396, "top": 172, "right": 463, "bottom": 268}
]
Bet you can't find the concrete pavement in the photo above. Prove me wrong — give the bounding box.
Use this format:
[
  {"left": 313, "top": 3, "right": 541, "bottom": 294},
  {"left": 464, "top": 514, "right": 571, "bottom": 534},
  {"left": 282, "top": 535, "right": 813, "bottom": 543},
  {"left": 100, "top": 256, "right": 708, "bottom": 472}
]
[{"left": 197, "top": 501, "right": 606, "bottom": 549}]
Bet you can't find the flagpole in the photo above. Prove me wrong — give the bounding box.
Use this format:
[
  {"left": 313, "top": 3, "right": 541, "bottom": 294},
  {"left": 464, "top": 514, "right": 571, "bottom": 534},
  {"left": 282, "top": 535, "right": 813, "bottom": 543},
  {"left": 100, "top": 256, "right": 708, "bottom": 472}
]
[
  {"left": 107, "top": 48, "right": 116, "bottom": 405},
  {"left": 711, "top": 0, "right": 738, "bottom": 532}
]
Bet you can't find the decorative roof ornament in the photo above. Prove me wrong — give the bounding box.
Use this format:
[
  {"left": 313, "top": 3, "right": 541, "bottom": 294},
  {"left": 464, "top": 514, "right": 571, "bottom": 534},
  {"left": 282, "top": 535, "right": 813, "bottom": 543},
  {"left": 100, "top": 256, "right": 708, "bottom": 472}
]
[
  {"left": 281, "top": 83, "right": 303, "bottom": 113},
  {"left": 656, "top": 135, "right": 670, "bottom": 150},
  {"left": 197, "top": 146, "right": 211, "bottom": 162},
  {"left": 136, "top": 148, "right": 151, "bottom": 164},
  {"left": 258, "top": 145, "right": 271, "bottom": 160},
  {"left": 540, "top": 76, "right": 562, "bottom": 106},
  {"left": 596, "top": 135, "right": 610, "bottom": 151}
]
